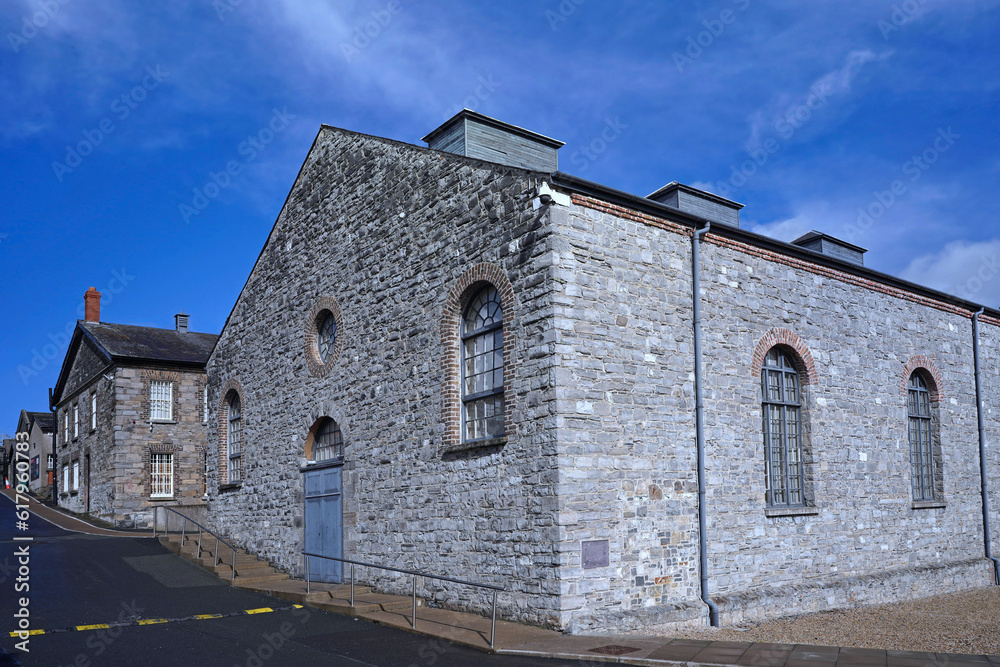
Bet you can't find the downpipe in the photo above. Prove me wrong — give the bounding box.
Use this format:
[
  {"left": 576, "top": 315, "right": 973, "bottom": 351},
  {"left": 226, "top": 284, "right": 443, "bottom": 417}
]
[
  {"left": 692, "top": 222, "right": 720, "bottom": 625},
  {"left": 972, "top": 309, "right": 1000, "bottom": 585}
]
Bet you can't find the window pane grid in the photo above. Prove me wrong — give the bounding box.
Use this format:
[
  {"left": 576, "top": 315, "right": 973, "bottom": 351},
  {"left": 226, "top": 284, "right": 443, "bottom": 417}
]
[
  {"left": 318, "top": 313, "right": 337, "bottom": 363},
  {"left": 464, "top": 394, "right": 504, "bottom": 442},
  {"left": 150, "top": 453, "right": 173, "bottom": 497},
  {"left": 461, "top": 287, "right": 504, "bottom": 442},
  {"left": 228, "top": 396, "right": 243, "bottom": 483},
  {"left": 314, "top": 419, "right": 343, "bottom": 462},
  {"left": 762, "top": 351, "right": 804, "bottom": 508},
  {"left": 907, "top": 374, "right": 935, "bottom": 501},
  {"left": 151, "top": 381, "right": 173, "bottom": 421}
]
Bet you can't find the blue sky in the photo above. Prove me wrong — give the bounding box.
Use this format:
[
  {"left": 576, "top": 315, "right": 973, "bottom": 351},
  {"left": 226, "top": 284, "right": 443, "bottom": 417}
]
[{"left": 2, "top": 0, "right": 1000, "bottom": 435}]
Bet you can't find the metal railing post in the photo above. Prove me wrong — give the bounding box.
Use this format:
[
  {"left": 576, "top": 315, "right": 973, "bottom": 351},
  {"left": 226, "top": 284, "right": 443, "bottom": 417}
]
[
  {"left": 298, "top": 551, "right": 503, "bottom": 646},
  {"left": 490, "top": 590, "right": 497, "bottom": 648},
  {"left": 181, "top": 518, "right": 186, "bottom": 546},
  {"left": 197, "top": 527, "right": 202, "bottom": 557},
  {"left": 152, "top": 507, "right": 157, "bottom": 537},
  {"left": 231, "top": 548, "right": 236, "bottom": 581},
  {"left": 215, "top": 536, "right": 219, "bottom": 565}
]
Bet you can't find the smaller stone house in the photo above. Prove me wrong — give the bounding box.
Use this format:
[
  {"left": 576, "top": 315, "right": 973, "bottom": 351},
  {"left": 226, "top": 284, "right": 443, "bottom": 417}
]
[
  {"left": 50, "top": 288, "right": 218, "bottom": 528},
  {"left": 14, "top": 410, "right": 55, "bottom": 497}
]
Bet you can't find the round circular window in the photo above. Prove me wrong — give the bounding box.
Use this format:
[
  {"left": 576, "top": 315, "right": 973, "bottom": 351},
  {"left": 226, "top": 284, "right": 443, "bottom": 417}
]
[{"left": 306, "top": 296, "right": 343, "bottom": 378}]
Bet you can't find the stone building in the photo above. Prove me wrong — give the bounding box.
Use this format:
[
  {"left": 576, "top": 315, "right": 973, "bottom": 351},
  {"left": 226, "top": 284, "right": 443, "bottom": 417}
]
[
  {"left": 204, "top": 110, "right": 999, "bottom": 632},
  {"left": 14, "top": 410, "right": 55, "bottom": 497},
  {"left": 51, "top": 288, "right": 217, "bottom": 528},
  {"left": 2, "top": 438, "right": 15, "bottom": 489}
]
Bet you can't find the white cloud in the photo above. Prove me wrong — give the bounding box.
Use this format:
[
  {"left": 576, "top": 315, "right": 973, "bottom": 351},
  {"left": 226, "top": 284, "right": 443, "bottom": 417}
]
[
  {"left": 745, "top": 49, "right": 889, "bottom": 152},
  {"left": 749, "top": 200, "right": 847, "bottom": 243},
  {"left": 812, "top": 49, "right": 884, "bottom": 97},
  {"left": 899, "top": 239, "right": 1000, "bottom": 305}
]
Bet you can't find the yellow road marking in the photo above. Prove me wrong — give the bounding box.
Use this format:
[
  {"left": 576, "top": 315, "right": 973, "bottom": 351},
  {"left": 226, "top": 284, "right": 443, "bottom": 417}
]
[{"left": 10, "top": 604, "right": 300, "bottom": 637}]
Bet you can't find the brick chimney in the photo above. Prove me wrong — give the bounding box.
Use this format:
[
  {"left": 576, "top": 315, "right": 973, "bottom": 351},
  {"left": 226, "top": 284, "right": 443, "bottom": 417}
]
[
  {"left": 175, "top": 312, "right": 189, "bottom": 333},
  {"left": 84, "top": 287, "right": 101, "bottom": 322}
]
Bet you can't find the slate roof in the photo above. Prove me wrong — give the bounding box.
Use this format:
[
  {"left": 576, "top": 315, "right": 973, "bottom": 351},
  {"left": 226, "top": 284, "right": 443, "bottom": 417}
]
[
  {"left": 80, "top": 321, "right": 218, "bottom": 365},
  {"left": 26, "top": 412, "right": 54, "bottom": 432}
]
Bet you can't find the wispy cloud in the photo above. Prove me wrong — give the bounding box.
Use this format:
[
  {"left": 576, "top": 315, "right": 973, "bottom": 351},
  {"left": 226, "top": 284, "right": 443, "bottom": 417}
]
[
  {"left": 899, "top": 239, "right": 1000, "bottom": 305},
  {"left": 745, "top": 49, "right": 889, "bottom": 152}
]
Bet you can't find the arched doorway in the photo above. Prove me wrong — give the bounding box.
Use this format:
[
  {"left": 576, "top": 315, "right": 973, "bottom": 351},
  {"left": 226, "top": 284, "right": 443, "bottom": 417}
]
[{"left": 303, "top": 417, "right": 344, "bottom": 583}]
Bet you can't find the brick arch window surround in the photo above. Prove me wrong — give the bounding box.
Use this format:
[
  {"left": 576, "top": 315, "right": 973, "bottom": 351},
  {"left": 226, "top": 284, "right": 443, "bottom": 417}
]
[
  {"left": 305, "top": 296, "right": 345, "bottom": 378},
  {"left": 140, "top": 370, "right": 181, "bottom": 423},
  {"left": 217, "top": 379, "right": 245, "bottom": 487},
  {"left": 752, "top": 329, "right": 817, "bottom": 509},
  {"left": 751, "top": 328, "right": 816, "bottom": 384},
  {"left": 902, "top": 357, "right": 944, "bottom": 502},
  {"left": 441, "top": 263, "right": 515, "bottom": 453}
]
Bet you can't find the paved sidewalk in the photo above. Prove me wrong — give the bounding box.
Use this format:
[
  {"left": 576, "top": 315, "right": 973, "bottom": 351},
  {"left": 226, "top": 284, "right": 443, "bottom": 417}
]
[
  {"left": 0, "top": 488, "right": 152, "bottom": 536},
  {"left": 6, "top": 491, "right": 998, "bottom": 666},
  {"left": 242, "top": 578, "right": 1000, "bottom": 666}
]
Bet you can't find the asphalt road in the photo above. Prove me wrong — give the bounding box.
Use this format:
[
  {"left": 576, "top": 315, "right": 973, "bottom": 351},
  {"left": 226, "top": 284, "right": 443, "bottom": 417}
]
[{"left": 0, "top": 496, "right": 581, "bottom": 666}]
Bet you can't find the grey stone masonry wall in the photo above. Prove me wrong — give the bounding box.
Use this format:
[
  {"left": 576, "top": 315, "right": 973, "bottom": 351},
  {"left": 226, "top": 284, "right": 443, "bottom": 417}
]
[
  {"left": 57, "top": 373, "right": 114, "bottom": 517},
  {"left": 543, "top": 202, "right": 705, "bottom": 633},
  {"left": 205, "top": 126, "right": 565, "bottom": 628},
  {"left": 550, "top": 193, "right": 998, "bottom": 631},
  {"left": 697, "top": 233, "right": 996, "bottom": 624},
  {"left": 974, "top": 320, "right": 1000, "bottom": 575},
  {"left": 110, "top": 366, "right": 207, "bottom": 528},
  {"left": 60, "top": 364, "right": 208, "bottom": 528},
  {"left": 56, "top": 336, "right": 112, "bottom": 514}
]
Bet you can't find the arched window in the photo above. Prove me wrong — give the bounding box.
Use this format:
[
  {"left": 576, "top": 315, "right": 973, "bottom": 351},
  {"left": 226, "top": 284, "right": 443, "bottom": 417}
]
[
  {"left": 313, "top": 418, "right": 343, "bottom": 462},
  {"left": 907, "top": 372, "right": 935, "bottom": 501},
  {"left": 762, "top": 348, "right": 803, "bottom": 507},
  {"left": 462, "top": 285, "right": 504, "bottom": 442},
  {"left": 227, "top": 394, "right": 242, "bottom": 484}
]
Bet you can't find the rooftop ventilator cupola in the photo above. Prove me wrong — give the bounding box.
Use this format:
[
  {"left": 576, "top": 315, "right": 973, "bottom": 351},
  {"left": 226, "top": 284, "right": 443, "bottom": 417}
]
[{"left": 423, "top": 109, "right": 564, "bottom": 172}]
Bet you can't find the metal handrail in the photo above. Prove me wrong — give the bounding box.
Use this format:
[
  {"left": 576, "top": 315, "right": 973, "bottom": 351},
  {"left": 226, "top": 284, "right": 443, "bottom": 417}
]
[
  {"left": 301, "top": 551, "right": 502, "bottom": 648},
  {"left": 153, "top": 506, "right": 238, "bottom": 581}
]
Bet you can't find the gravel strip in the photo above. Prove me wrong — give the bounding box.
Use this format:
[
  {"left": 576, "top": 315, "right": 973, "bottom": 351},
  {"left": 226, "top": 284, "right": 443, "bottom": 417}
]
[{"left": 632, "top": 586, "right": 1000, "bottom": 655}]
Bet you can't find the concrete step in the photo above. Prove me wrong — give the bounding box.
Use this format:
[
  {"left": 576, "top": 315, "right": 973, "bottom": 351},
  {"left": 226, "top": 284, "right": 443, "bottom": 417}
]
[{"left": 231, "top": 573, "right": 291, "bottom": 586}]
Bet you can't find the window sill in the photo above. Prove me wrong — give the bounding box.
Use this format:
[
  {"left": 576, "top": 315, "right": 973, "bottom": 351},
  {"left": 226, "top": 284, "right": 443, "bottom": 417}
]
[
  {"left": 219, "top": 483, "right": 242, "bottom": 492},
  {"left": 765, "top": 506, "right": 819, "bottom": 518},
  {"left": 300, "top": 458, "right": 345, "bottom": 472},
  {"left": 442, "top": 436, "right": 508, "bottom": 455},
  {"left": 151, "top": 419, "right": 177, "bottom": 425},
  {"left": 70, "top": 490, "right": 79, "bottom": 496},
  {"left": 149, "top": 496, "right": 175, "bottom": 501},
  {"left": 912, "top": 500, "right": 947, "bottom": 510}
]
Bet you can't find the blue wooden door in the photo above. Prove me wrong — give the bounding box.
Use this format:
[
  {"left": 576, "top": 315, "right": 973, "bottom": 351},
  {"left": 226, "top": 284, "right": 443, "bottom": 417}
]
[{"left": 304, "top": 465, "right": 343, "bottom": 583}]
